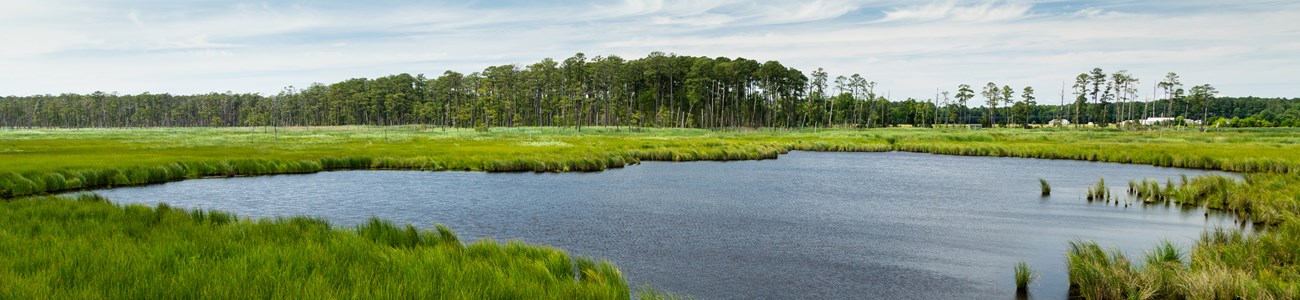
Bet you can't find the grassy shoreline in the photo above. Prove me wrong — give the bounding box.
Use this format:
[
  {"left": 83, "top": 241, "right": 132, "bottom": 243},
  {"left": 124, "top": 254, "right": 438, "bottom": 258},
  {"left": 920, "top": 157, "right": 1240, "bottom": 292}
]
[
  {"left": 3, "top": 126, "right": 1298, "bottom": 199},
  {"left": 3, "top": 126, "right": 1300, "bottom": 298},
  {"left": 0, "top": 194, "right": 631, "bottom": 299}
]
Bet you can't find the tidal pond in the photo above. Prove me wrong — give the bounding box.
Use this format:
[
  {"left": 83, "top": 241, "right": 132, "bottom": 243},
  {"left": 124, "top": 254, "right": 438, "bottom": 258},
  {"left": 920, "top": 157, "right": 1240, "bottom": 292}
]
[{"left": 91, "top": 151, "right": 1244, "bottom": 299}]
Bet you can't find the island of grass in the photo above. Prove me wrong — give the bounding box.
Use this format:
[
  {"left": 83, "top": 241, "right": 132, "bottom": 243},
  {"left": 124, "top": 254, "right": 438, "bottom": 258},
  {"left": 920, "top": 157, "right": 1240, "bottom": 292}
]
[{"left": 2, "top": 126, "right": 1299, "bottom": 298}]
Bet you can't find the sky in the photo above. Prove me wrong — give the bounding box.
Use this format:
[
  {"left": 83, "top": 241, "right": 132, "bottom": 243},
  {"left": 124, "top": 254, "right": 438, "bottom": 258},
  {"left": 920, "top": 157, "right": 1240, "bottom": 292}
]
[{"left": 2, "top": 0, "right": 1298, "bottom": 101}]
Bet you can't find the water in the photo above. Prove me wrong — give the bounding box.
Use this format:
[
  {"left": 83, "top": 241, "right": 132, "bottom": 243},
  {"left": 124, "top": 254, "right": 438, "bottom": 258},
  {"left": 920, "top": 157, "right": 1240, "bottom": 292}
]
[{"left": 88, "top": 151, "right": 1245, "bottom": 299}]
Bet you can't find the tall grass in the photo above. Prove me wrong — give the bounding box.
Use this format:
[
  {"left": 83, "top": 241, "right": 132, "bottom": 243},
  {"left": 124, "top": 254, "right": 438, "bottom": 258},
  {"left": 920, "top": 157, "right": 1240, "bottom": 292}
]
[{"left": 0, "top": 194, "right": 631, "bottom": 299}]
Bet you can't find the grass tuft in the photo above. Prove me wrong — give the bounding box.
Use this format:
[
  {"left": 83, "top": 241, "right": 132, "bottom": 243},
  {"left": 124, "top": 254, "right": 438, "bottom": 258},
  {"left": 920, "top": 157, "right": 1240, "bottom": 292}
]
[
  {"left": 1086, "top": 177, "right": 1111, "bottom": 202},
  {"left": 1039, "top": 178, "right": 1051, "bottom": 196},
  {"left": 1015, "top": 261, "right": 1036, "bottom": 293}
]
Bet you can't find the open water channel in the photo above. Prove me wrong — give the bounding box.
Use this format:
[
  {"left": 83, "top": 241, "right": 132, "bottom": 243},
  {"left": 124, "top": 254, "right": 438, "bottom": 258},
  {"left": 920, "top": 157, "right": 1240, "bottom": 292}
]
[{"left": 89, "top": 151, "right": 1245, "bottom": 299}]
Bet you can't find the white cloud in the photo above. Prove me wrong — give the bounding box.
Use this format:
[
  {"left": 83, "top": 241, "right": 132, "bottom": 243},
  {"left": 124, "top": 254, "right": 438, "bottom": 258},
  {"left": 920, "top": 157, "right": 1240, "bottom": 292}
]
[
  {"left": 880, "top": 1, "right": 1032, "bottom": 23},
  {"left": 605, "top": 0, "right": 667, "bottom": 16},
  {"left": 127, "top": 9, "right": 144, "bottom": 26},
  {"left": 594, "top": 0, "right": 731, "bottom": 19},
  {"left": 758, "top": 0, "right": 863, "bottom": 23},
  {"left": 189, "top": 49, "right": 234, "bottom": 58},
  {"left": 651, "top": 13, "right": 735, "bottom": 27}
]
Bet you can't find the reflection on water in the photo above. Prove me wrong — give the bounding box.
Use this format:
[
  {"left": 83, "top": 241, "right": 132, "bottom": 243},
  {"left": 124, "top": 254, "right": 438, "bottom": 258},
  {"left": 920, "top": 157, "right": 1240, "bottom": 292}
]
[{"left": 90, "top": 151, "right": 1246, "bottom": 299}]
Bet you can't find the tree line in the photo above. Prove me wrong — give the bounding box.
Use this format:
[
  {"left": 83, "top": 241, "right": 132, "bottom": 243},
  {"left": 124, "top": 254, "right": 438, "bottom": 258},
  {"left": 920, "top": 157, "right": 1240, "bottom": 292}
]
[{"left": 1, "top": 52, "right": 1298, "bottom": 129}]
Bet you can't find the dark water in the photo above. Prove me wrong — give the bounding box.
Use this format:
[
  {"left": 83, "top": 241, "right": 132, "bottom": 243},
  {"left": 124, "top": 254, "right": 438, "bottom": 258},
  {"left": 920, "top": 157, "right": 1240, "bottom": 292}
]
[{"left": 88, "top": 151, "right": 1245, "bottom": 299}]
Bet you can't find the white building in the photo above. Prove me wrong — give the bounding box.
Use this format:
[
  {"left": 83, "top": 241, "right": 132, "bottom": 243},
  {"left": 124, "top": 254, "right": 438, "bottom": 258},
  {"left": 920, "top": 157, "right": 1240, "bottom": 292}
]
[{"left": 1139, "top": 117, "right": 1200, "bottom": 126}]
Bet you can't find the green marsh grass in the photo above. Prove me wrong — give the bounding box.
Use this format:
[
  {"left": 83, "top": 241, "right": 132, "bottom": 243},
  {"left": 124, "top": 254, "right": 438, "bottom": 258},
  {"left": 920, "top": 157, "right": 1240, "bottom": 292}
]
[
  {"left": 0, "top": 194, "right": 629, "bottom": 299},
  {"left": 1066, "top": 173, "right": 1300, "bottom": 299},
  {"left": 4, "top": 126, "right": 1300, "bottom": 198}
]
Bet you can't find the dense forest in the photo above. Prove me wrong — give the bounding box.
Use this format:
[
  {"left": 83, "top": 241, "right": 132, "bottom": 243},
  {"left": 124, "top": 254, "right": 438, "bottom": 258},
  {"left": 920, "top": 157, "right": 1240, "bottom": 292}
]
[{"left": 2, "top": 52, "right": 1298, "bottom": 129}]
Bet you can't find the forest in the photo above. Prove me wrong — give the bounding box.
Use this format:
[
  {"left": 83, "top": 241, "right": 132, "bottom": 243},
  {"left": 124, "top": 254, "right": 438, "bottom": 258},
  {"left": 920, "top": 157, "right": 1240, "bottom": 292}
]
[{"left": 2, "top": 52, "right": 1298, "bottom": 129}]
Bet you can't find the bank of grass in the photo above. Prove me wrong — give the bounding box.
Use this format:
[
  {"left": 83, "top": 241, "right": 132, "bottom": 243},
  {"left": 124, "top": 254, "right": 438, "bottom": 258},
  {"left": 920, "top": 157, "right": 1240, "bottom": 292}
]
[
  {"left": 3, "top": 126, "right": 1299, "bottom": 198},
  {"left": 0, "top": 193, "right": 629, "bottom": 298}
]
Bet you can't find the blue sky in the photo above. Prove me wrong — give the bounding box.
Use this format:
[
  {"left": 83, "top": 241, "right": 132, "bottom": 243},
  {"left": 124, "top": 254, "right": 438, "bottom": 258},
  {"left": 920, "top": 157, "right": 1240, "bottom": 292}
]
[{"left": 2, "top": 0, "right": 1298, "bottom": 101}]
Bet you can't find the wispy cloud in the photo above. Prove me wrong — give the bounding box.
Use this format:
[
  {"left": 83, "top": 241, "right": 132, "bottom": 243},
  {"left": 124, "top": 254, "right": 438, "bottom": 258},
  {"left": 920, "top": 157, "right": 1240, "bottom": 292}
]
[
  {"left": 880, "top": 1, "right": 1032, "bottom": 23},
  {"left": 757, "top": 0, "right": 863, "bottom": 24}
]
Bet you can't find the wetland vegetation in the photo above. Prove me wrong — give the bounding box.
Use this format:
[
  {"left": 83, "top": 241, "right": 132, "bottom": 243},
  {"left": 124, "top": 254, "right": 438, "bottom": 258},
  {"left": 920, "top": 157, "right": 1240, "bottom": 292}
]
[
  {"left": 4, "top": 0, "right": 1298, "bottom": 296},
  {"left": 1, "top": 125, "right": 1298, "bottom": 298},
  {"left": 1065, "top": 172, "right": 1300, "bottom": 299},
  {"left": 3, "top": 126, "right": 1298, "bottom": 198}
]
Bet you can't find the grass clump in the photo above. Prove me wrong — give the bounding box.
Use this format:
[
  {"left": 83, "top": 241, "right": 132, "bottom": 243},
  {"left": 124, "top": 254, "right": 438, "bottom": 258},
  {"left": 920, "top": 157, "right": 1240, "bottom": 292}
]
[
  {"left": 1014, "top": 261, "right": 1036, "bottom": 294},
  {"left": 1066, "top": 241, "right": 1140, "bottom": 299},
  {"left": 1086, "top": 177, "right": 1112, "bottom": 202},
  {"left": 1039, "top": 178, "right": 1051, "bottom": 196},
  {"left": 1129, "top": 179, "right": 1172, "bottom": 204},
  {"left": 0, "top": 194, "right": 630, "bottom": 299}
]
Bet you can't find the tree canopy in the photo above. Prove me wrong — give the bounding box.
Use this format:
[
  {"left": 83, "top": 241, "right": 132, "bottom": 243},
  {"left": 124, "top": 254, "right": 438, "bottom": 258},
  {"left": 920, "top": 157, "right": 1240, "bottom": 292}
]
[{"left": 1, "top": 53, "right": 1297, "bottom": 129}]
